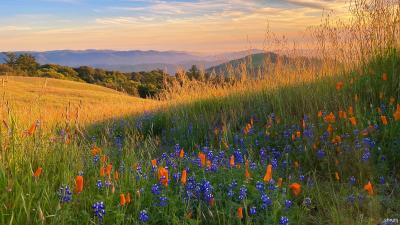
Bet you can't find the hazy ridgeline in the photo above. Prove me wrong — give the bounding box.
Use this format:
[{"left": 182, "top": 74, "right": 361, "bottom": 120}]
[{"left": 0, "top": 0, "right": 400, "bottom": 224}]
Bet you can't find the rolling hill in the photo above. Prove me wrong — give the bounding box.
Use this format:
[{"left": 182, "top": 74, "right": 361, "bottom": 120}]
[{"left": 0, "top": 76, "right": 160, "bottom": 127}]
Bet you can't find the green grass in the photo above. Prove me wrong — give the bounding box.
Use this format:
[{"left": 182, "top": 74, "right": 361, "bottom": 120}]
[{"left": 0, "top": 49, "right": 399, "bottom": 225}]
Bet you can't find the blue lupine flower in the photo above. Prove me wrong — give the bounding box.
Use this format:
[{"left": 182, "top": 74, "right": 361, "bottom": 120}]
[
  {"left": 250, "top": 162, "right": 257, "bottom": 170},
  {"left": 261, "top": 194, "right": 272, "bottom": 208},
  {"left": 238, "top": 185, "right": 247, "bottom": 200},
  {"left": 58, "top": 185, "right": 72, "bottom": 203},
  {"left": 317, "top": 149, "right": 325, "bottom": 159},
  {"left": 347, "top": 194, "right": 356, "bottom": 204},
  {"left": 96, "top": 180, "right": 103, "bottom": 189},
  {"left": 151, "top": 184, "right": 161, "bottom": 195},
  {"left": 92, "top": 202, "right": 106, "bottom": 222},
  {"left": 279, "top": 216, "right": 289, "bottom": 225},
  {"left": 362, "top": 149, "right": 371, "bottom": 161},
  {"left": 159, "top": 196, "right": 168, "bottom": 207},
  {"left": 256, "top": 181, "right": 265, "bottom": 192},
  {"left": 249, "top": 206, "right": 257, "bottom": 215},
  {"left": 139, "top": 210, "right": 149, "bottom": 222},
  {"left": 379, "top": 176, "right": 385, "bottom": 184},
  {"left": 299, "top": 175, "right": 305, "bottom": 182},
  {"left": 284, "top": 200, "right": 292, "bottom": 209},
  {"left": 271, "top": 158, "right": 278, "bottom": 169},
  {"left": 349, "top": 176, "right": 356, "bottom": 185}
]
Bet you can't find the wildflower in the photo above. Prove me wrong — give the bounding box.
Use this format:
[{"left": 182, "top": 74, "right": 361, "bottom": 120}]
[
  {"left": 92, "top": 202, "right": 106, "bottom": 222},
  {"left": 393, "top": 104, "right": 400, "bottom": 121},
  {"left": 91, "top": 146, "right": 101, "bottom": 156},
  {"left": 159, "top": 196, "right": 168, "bottom": 207},
  {"left": 26, "top": 122, "right": 37, "bottom": 136},
  {"left": 151, "top": 184, "right": 161, "bottom": 195},
  {"left": 317, "top": 149, "right": 325, "bottom": 159},
  {"left": 139, "top": 210, "right": 149, "bottom": 222},
  {"left": 277, "top": 177, "right": 283, "bottom": 188},
  {"left": 75, "top": 175, "right": 84, "bottom": 193},
  {"left": 349, "top": 176, "right": 356, "bottom": 185},
  {"left": 100, "top": 167, "right": 105, "bottom": 177},
  {"left": 279, "top": 216, "right": 289, "bottom": 225},
  {"left": 58, "top": 185, "right": 72, "bottom": 203},
  {"left": 181, "top": 169, "right": 187, "bottom": 185},
  {"left": 261, "top": 194, "right": 272, "bottom": 208},
  {"left": 348, "top": 106, "right": 354, "bottom": 116},
  {"left": 336, "top": 81, "right": 344, "bottom": 90},
  {"left": 364, "top": 181, "right": 373, "bottom": 195},
  {"left": 381, "top": 116, "right": 388, "bottom": 125},
  {"left": 324, "top": 112, "right": 336, "bottom": 123},
  {"left": 198, "top": 152, "right": 206, "bottom": 167},
  {"left": 379, "top": 176, "right": 385, "bottom": 184},
  {"left": 382, "top": 73, "right": 388, "bottom": 81},
  {"left": 263, "top": 164, "right": 272, "bottom": 183},
  {"left": 33, "top": 167, "right": 43, "bottom": 178},
  {"left": 289, "top": 183, "right": 301, "bottom": 196},
  {"left": 229, "top": 155, "right": 235, "bottom": 167},
  {"left": 362, "top": 149, "right": 371, "bottom": 161},
  {"left": 349, "top": 117, "right": 357, "bottom": 126},
  {"left": 284, "top": 200, "right": 292, "bottom": 209},
  {"left": 237, "top": 207, "right": 243, "bottom": 219},
  {"left": 119, "top": 194, "right": 126, "bottom": 206},
  {"left": 335, "top": 172, "right": 340, "bottom": 181},
  {"left": 126, "top": 193, "right": 131, "bottom": 204},
  {"left": 158, "top": 167, "right": 169, "bottom": 187},
  {"left": 106, "top": 164, "right": 112, "bottom": 177},
  {"left": 96, "top": 180, "right": 103, "bottom": 189},
  {"left": 249, "top": 206, "right": 256, "bottom": 215},
  {"left": 151, "top": 159, "right": 157, "bottom": 167},
  {"left": 179, "top": 149, "right": 185, "bottom": 158},
  {"left": 303, "top": 197, "right": 312, "bottom": 207},
  {"left": 238, "top": 185, "right": 247, "bottom": 200}
]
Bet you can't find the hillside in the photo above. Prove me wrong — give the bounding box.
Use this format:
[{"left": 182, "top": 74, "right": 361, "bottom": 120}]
[{"left": 0, "top": 76, "right": 160, "bottom": 127}]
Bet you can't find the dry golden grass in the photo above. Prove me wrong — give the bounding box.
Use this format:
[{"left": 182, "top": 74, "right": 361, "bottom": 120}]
[{"left": 0, "top": 76, "right": 162, "bottom": 129}]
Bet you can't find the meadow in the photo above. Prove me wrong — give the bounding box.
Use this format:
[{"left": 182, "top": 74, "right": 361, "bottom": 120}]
[{"left": 1, "top": 0, "right": 400, "bottom": 224}]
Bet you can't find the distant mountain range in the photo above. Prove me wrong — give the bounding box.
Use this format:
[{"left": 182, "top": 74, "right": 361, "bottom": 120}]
[{"left": 0, "top": 49, "right": 264, "bottom": 73}]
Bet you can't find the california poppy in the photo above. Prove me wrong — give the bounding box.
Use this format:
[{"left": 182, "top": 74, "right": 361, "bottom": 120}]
[
  {"left": 91, "top": 146, "right": 101, "bottom": 156},
  {"left": 335, "top": 172, "right": 340, "bottom": 181},
  {"left": 179, "top": 149, "right": 185, "bottom": 158},
  {"left": 348, "top": 106, "right": 354, "bottom": 116},
  {"left": 106, "top": 164, "right": 112, "bottom": 177},
  {"left": 324, "top": 112, "right": 336, "bottom": 123},
  {"left": 349, "top": 117, "right": 357, "bottom": 126},
  {"left": 27, "top": 122, "right": 37, "bottom": 136},
  {"left": 114, "top": 171, "right": 119, "bottom": 180},
  {"left": 151, "top": 159, "right": 157, "bottom": 167},
  {"left": 364, "top": 181, "right": 373, "bottom": 195},
  {"left": 381, "top": 116, "right": 388, "bottom": 125},
  {"left": 245, "top": 168, "right": 251, "bottom": 180},
  {"left": 263, "top": 164, "right": 272, "bottom": 183},
  {"left": 229, "top": 155, "right": 235, "bottom": 167},
  {"left": 237, "top": 207, "right": 243, "bottom": 219},
  {"left": 33, "top": 167, "right": 42, "bottom": 177},
  {"left": 394, "top": 104, "right": 400, "bottom": 121},
  {"left": 181, "top": 169, "right": 187, "bottom": 185},
  {"left": 158, "top": 167, "right": 169, "bottom": 187},
  {"left": 336, "top": 81, "right": 344, "bottom": 90},
  {"left": 100, "top": 167, "right": 105, "bottom": 177},
  {"left": 119, "top": 194, "right": 126, "bottom": 206},
  {"left": 198, "top": 152, "right": 206, "bottom": 167},
  {"left": 126, "top": 193, "right": 131, "bottom": 204},
  {"left": 289, "top": 183, "right": 301, "bottom": 196},
  {"left": 277, "top": 177, "right": 283, "bottom": 188},
  {"left": 382, "top": 73, "right": 388, "bottom": 81},
  {"left": 75, "top": 175, "right": 84, "bottom": 193}
]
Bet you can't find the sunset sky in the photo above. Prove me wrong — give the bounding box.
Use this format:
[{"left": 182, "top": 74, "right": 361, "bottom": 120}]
[{"left": 0, "top": 0, "right": 349, "bottom": 53}]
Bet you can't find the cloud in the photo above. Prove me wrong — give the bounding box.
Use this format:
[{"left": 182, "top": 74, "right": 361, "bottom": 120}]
[{"left": 0, "top": 26, "right": 32, "bottom": 31}]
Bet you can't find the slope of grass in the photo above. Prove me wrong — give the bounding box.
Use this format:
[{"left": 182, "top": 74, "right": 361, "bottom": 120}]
[{"left": 0, "top": 76, "right": 160, "bottom": 128}]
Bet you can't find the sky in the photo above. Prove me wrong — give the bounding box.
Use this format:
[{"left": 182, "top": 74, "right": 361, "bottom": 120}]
[{"left": 0, "top": 0, "right": 349, "bottom": 53}]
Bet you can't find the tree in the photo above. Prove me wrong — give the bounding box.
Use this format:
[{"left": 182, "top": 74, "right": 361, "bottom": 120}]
[
  {"left": 187, "top": 65, "right": 200, "bottom": 80},
  {"left": 2, "top": 52, "right": 18, "bottom": 69},
  {"left": 16, "top": 53, "right": 39, "bottom": 74}
]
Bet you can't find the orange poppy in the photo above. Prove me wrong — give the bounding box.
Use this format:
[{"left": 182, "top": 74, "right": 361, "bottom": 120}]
[
  {"left": 393, "top": 104, "right": 400, "bottom": 121},
  {"left": 263, "top": 164, "right": 272, "bottom": 183},
  {"left": 336, "top": 81, "right": 344, "bottom": 90},
  {"left": 179, "top": 149, "right": 185, "bottom": 158},
  {"left": 181, "top": 169, "right": 187, "bottom": 185},
  {"left": 100, "top": 167, "right": 105, "bottom": 177},
  {"left": 114, "top": 171, "right": 119, "bottom": 180},
  {"left": 289, "top": 183, "right": 301, "bottom": 196},
  {"left": 27, "top": 122, "right": 37, "bottom": 136},
  {"left": 296, "top": 131, "right": 301, "bottom": 138},
  {"left": 126, "top": 193, "right": 131, "bottom": 204},
  {"left": 245, "top": 168, "right": 251, "bottom": 180},
  {"left": 317, "top": 111, "right": 323, "bottom": 117},
  {"left": 277, "top": 177, "right": 283, "bottom": 188},
  {"left": 106, "top": 164, "right": 112, "bottom": 177},
  {"left": 91, "top": 146, "right": 101, "bottom": 156},
  {"left": 348, "top": 106, "right": 354, "bottom": 116},
  {"left": 33, "top": 167, "right": 43, "bottom": 177},
  {"left": 229, "top": 155, "right": 235, "bottom": 167},
  {"left": 327, "top": 124, "right": 333, "bottom": 134},
  {"left": 237, "top": 207, "right": 243, "bottom": 219},
  {"left": 335, "top": 172, "right": 340, "bottom": 181},
  {"left": 382, "top": 73, "right": 388, "bottom": 81},
  {"left": 209, "top": 197, "right": 215, "bottom": 207},
  {"left": 101, "top": 155, "right": 108, "bottom": 164},
  {"left": 151, "top": 159, "right": 157, "bottom": 167},
  {"left": 324, "top": 112, "right": 336, "bottom": 123},
  {"left": 381, "top": 116, "right": 388, "bottom": 125},
  {"left": 75, "top": 175, "right": 84, "bottom": 193},
  {"left": 364, "top": 181, "right": 373, "bottom": 195},
  {"left": 120, "top": 194, "right": 126, "bottom": 206},
  {"left": 198, "top": 152, "right": 206, "bottom": 167},
  {"left": 349, "top": 117, "right": 357, "bottom": 126},
  {"left": 158, "top": 167, "right": 169, "bottom": 187}
]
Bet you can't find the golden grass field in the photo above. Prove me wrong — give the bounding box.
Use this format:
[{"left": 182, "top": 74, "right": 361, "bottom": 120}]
[{"left": 0, "top": 76, "right": 161, "bottom": 129}]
